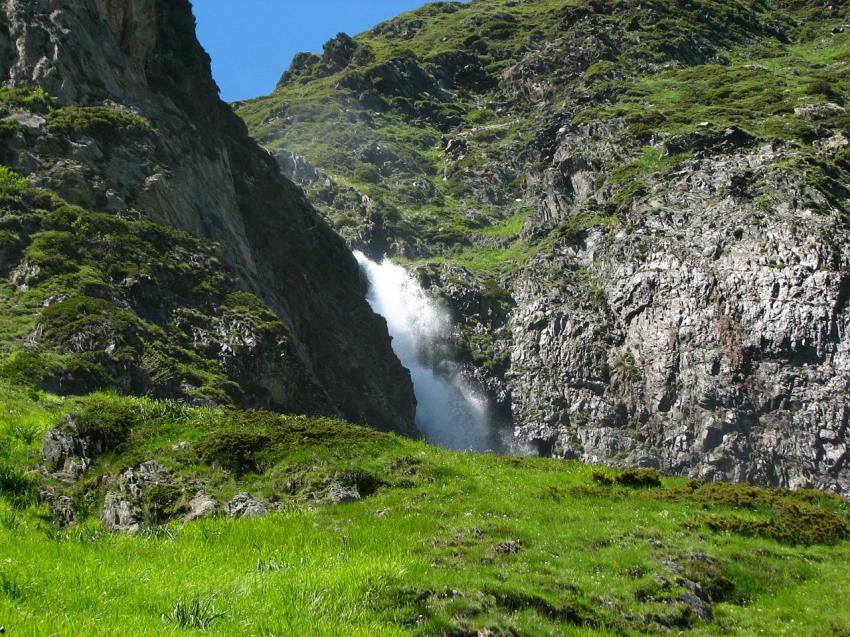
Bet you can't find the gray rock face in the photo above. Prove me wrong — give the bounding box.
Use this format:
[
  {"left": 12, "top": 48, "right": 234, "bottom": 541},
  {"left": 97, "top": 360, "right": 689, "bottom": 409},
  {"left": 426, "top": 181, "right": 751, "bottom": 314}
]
[
  {"left": 42, "top": 415, "right": 108, "bottom": 481},
  {"left": 39, "top": 486, "right": 77, "bottom": 527},
  {"left": 508, "top": 128, "right": 850, "bottom": 495},
  {"left": 225, "top": 493, "right": 267, "bottom": 518},
  {"left": 0, "top": 0, "right": 416, "bottom": 434},
  {"left": 101, "top": 461, "right": 174, "bottom": 533},
  {"left": 101, "top": 493, "right": 140, "bottom": 534}
]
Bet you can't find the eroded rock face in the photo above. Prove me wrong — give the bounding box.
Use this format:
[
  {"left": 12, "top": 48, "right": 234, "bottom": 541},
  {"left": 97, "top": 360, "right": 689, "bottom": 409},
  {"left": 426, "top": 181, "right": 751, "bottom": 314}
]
[
  {"left": 509, "top": 131, "right": 850, "bottom": 494},
  {"left": 101, "top": 461, "right": 175, "bottom": 533},
  {"left": 0, "top": 0, "right": 416, "bottom": 434},
  {"left": 42, "top": 415, "right": 110, "bottom": 481},
  {"left": 101, "top": 493, "right": 140, "bottom": 534}
]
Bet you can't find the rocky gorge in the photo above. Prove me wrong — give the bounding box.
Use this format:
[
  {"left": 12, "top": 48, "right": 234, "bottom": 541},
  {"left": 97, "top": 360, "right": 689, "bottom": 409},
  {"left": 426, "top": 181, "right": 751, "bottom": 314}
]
[
  {"left": 1, "top": 2, "right": 850, "bottom": 634},
  {"left": 237, "top": 0, "right": 850, "bottom": 495}
]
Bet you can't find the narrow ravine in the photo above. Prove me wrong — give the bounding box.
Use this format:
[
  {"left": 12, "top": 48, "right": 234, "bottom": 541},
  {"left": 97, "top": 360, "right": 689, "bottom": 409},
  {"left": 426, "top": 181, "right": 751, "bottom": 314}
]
[{"left": 354, "top": 251, "right": 506, "bottom": 452}]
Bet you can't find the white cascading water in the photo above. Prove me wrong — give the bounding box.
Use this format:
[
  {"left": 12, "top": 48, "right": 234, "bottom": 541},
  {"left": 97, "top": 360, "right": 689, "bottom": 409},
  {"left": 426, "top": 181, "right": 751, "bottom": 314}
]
[{"left": 354, "top": 251, "right": 501, "bottom": 451}]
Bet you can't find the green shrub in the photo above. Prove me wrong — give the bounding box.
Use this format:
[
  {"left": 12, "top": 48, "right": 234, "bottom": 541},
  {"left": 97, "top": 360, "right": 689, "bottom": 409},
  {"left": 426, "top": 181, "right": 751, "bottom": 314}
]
[
  {"left": 615, "top": 468, "right": 661, "bottom": 488},
  {"left": 0, "top": 351, "right": 62, "bottom": 386},
  {"left": 0, "top": 86, "right": 53, "bottom": 114},
  {"left": 591, "top": 468, "right": 664, "bottom": 489},
  {"left": 353, "top": 163, "right": 381, "bottom": 183},
  {"left": 0, "top": 165, "right": 28, "bottom": 192},
  {"left": 198, "top": 431, "right": 271, "bottom": 475},
  {"left": 334, "top": 470, "right": 380, "bottom": 496},
  {"left": 40, "top": 296, "right": 142, "bottom": 348},
  {"left": 704, "top": 500, "right": 849, "bottom": 545},
  {"left": 48, "top": 106, "right": 152, "bottom": 138},
  {"left": 143, "top": 483, "right": 184, "bottom": 523},
  {"left": 591, "top": 470, "right": 613, "bottom": 486},
  {"left": 68, "top": 396, "right": 140, "bottom": 451}
]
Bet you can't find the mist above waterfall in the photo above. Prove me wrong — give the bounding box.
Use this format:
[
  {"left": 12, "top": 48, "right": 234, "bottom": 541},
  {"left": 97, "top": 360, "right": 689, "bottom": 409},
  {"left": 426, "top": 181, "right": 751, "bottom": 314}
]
[{"left": 354, "top": 251, "right": 506, "bottom": 452}]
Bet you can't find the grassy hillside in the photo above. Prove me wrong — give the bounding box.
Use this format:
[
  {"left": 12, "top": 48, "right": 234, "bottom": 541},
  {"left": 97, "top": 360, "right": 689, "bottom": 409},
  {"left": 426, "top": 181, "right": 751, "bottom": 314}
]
[
  {"left": 236, "top": 0, "right": 848, "bottom": 279},
  {"left": 1, "top": 381, "right": 848, "bottom": 636}
]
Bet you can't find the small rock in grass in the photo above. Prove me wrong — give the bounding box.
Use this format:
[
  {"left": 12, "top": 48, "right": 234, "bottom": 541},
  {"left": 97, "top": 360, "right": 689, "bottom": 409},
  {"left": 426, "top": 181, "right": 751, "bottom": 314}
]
[
  {"left": 494, "top": 540, "right": 521, "bottom": 554},
  {"left": 184, "top": 492, "right": 218, "bottom": 521},
  {"left": 326, "top": 483, "right": 361, "bottom": 503},
  {"left": 226, "top": 493, "right": 267, "bottom": 518}
]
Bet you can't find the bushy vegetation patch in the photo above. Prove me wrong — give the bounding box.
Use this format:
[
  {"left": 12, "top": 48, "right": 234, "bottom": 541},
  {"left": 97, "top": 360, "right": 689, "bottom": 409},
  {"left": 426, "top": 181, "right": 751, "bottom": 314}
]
[
  {"left": 197, "top": 431, "right": 271, "bottom": 475},
  {"left": 47, "top": 106, "right": 152, "bottom": 138},
  {"left": 67, "top": 396, "right": 140, "bottom": 452},
  {"left": 592, "top": 467, "right": 662, "bottom": 488},
  {"left": 704, "top": 500, "right": 849, "bottom": 546},
  {"left": 0, "top": 165, "right": 298, "bottom": 407}
]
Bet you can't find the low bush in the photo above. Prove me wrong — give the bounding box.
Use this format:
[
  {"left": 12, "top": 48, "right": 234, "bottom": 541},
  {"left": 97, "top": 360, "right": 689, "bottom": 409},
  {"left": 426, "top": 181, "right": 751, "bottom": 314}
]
[
  {"left": 68, "top": 396, "right": 140, "bottom": 451},
  {"left": 704, "top": 500, "right": 849, "bottom": 546},
  {"left": 198, "top": 431, "right": 270, "bottom": 475},
  {"left": 48, "top": 106, "right": 151, "bottom": 138}
]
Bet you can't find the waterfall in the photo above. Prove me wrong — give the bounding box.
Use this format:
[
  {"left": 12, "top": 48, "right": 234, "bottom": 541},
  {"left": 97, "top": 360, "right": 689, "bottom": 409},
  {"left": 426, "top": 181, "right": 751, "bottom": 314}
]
[{"left": 354, "top": 251, "right": 503, "bottom": 452}]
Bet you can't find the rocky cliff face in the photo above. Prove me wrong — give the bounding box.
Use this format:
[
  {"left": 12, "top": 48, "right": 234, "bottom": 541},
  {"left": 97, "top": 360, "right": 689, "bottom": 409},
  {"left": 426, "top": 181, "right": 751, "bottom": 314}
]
[
  {"left": 238, "top": 0, "right": 850, "bottom": 494},
  {"left": 0, "top": 0, "right": 417, "bottom": 433}
]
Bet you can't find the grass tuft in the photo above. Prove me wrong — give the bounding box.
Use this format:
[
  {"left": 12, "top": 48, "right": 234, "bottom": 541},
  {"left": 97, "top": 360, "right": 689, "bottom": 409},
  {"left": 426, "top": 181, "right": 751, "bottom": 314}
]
[{"left": 166, "top": 595, "right": 225, "bottom": 631}]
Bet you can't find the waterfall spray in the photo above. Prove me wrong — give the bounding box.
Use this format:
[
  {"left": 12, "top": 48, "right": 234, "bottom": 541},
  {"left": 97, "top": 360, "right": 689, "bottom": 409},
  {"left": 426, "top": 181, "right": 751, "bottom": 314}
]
[{"left": 354, "top": 251, "right": 503, "bottom": 452}]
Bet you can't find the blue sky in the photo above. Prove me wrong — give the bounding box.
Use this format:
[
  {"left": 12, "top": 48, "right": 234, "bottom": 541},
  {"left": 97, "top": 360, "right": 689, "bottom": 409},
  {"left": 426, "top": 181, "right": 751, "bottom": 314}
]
[{"left": 193, "top": 1, "right": 443, "bottom": 102}]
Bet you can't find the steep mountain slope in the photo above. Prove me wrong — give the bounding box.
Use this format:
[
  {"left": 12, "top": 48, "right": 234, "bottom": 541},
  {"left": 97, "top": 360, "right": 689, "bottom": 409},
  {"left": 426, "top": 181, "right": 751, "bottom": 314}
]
[
  {"left": 0, "top": 0, "right": 416, "bottom": 433},
  {"left": 237, "top": 0, "right": 850, "bottom": 493}
]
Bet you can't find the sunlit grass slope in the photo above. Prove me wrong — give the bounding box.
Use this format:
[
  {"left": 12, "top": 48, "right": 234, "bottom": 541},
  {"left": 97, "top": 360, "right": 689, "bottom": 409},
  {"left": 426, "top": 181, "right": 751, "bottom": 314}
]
[{"left": 0, "top": 383, "right": 848, "bottom": 636}]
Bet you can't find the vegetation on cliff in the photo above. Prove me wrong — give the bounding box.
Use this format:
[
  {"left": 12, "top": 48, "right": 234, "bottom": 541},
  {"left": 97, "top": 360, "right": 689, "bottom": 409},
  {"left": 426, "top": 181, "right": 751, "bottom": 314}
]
[
  {"left": 236, "top": 0, "right": 849, "bottom": 275},
  {"left": 0, "top": 164, "right": 319, "bottom": 412}
]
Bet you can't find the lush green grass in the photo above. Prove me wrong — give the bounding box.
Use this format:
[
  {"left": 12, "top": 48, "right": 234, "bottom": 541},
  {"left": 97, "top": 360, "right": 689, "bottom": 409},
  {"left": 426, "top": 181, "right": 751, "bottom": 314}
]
[
  {"left": 0, "top": 383, "right": 848, "bottom": 635},
  {"left": 576, "top": 27, "right": 850, "bottom": 142}
]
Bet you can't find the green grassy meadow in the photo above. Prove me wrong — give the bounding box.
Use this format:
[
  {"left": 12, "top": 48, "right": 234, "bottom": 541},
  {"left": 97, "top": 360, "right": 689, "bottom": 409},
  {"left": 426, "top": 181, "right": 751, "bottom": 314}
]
[{"left": 0, "top": 383, "right": 848, "bottom": 636}]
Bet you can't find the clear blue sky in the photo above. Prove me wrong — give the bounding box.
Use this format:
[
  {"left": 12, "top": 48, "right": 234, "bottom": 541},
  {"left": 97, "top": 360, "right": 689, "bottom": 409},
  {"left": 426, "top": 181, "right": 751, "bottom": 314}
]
[{"left": 193, "top": 0, "right": 445, "bottom": 102}]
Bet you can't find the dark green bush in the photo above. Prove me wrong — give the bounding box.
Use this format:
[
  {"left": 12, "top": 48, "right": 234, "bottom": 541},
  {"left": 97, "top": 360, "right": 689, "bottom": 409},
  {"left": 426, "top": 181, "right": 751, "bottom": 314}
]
[
  {"left": 704, "top": 500, "right": 849, "bottom": 545},
  {"left": 198, "top": 431, "right": 271, "bottom": 475},
  {"left": 353, "top": 163, "right": 381, "bottom": 184},
  {"left": 0, "top": 86, "right": 53, "bottom": 114},
  {"left": 69, "top": 396, "right": 140, "bottom": 451},
  {"left": 615, "top": 468, "right": 661, "bottom": 488},
  {"left": 591, "top": 470, "right": 613, "bottom": 486},
  {"left": 143, "top": 483, "right": 184, "bottom": 523},
  {"left": 334, "top": 470, "right": 380, "bottom": 496},
  {"left": 48, "top": 106, "right": 152, "bottom": 138},
  {"left": 0, "top": 351, "right": 62, "bottom": 387}
]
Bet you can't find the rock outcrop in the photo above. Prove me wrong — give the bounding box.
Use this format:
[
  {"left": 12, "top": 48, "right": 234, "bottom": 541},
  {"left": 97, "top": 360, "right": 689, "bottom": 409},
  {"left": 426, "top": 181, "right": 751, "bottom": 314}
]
[{"left": 0, "top": 0, "right": 416, "bottom": 434}]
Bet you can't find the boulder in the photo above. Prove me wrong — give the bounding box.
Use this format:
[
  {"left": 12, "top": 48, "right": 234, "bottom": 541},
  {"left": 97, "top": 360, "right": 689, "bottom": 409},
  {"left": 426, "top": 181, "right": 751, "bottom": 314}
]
[
  {"left": 326, "top": 483, "right": 361, "bottom": 504},
  {"left": 226, "top": 493, "right": 268, "bottom": 518},
  {"left": 184, "top": 492, "right": 218, "bottom": 521},
  {"left": 101, "top": 493, "right": 140, "bottom": 534}
]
